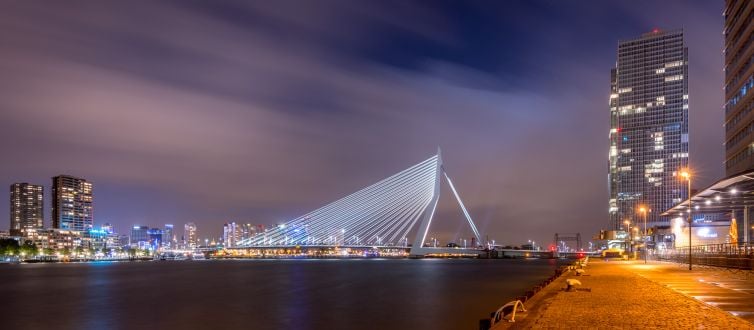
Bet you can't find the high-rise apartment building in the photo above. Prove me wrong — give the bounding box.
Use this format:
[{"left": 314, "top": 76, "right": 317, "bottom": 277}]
[
  {"left": 10, "top": 183, "right": 44, "bottom": 236},
  {"left": 223, "top": 222, "right": 247, "bottom": 247},
  {"left": 52, "top": 175, "right": 93, "bottom": 232},
  {"left": 184, "top": 222, "right": 197, "bottom": 248},
  {"left": 724, "top": 1, "right": 754, "bottom": 175},
  {"left": 608, "top": 29, "right": 689, "bottom": 230}
]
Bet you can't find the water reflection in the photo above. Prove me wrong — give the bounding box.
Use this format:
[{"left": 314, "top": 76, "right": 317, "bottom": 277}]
[{"left": 0, "top": 259, "right": 561, "bottom": 330}]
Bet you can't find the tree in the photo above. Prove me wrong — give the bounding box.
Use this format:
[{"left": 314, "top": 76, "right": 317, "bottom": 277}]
[
  {"left": 43, "top": 248, "right": 55, "bottom": 256},
  {"left": 19, "top": 241, "right": 37, "bottom": 256},
  {"left": 0, "top": 239, "right": 20, "bottom": 256},
  {"left": 62, "top": 247, "right": 71, "bottom": 256}
]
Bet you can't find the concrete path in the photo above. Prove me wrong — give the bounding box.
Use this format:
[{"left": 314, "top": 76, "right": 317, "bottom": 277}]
[{"left": 506, "top": 260, "right": 754, "bottom": 329}]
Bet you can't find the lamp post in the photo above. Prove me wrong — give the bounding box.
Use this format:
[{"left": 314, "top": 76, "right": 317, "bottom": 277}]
[
  {"left": 680, "top": 170, "right": 692, "bottom": 270},
  {"left": 639, "top": 206, "right": 648, "bottom": 264},
  {"left": 623, "top": 220, "right": 631, "bottom": 257}
]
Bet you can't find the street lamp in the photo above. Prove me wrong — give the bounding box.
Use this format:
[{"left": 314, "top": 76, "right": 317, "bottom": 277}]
[
  {"left": 639, "top": 206, "right": 648, "bottom": 264},
  {"left": 624, "top": 220, "right": 631, "bottom": 256},
  {"left": 679, "top": 169, "right": 692, "bottom": 270}
]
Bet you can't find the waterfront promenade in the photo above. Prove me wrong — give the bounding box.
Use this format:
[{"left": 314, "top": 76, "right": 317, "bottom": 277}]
[{"left": 508, "top": 260, "right": 754, "bottom": 329}]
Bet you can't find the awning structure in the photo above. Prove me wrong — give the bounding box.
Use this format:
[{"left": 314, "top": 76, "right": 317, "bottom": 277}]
[{"left": 662, "top": 170, "right": 754, "bottom": 216}]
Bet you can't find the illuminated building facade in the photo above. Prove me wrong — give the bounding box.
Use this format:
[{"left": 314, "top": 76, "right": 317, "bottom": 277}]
[
  {"left": 241, "top": 223, "right": 259, "bottom": 241},
  {"left": 223, "top": 222, "right": 251, "bottom": 248},
  {"left": 608, "top": 29, "right": 689, "bottom": 230},
  {"left": 725, "top": 0, "right": 754, "bottom": 175},
  {"left": 131, "top": 225, "right": 149, "bottom": 246},
  {"left": 10, "top": 183, "right": 44, "bottom": 236},
  {"left": 162, "top": 224, "right": 174, "bottom": 248},
  {"left": 184, "top": 222, "right": 197, "bottom": 248},
  {"left": 24, "top": 229, "right": 81, "bottom": 250},
  {"left": 147, "top": 228, "right": 163, "bottom": 250},
  {"left": 52, "top": 175, "right": 93, "bottom": 232}
]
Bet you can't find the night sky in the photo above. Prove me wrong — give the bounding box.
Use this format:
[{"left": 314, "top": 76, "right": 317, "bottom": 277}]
[{"left": 0, "top": 1, "right": 724, "bottom": 245}]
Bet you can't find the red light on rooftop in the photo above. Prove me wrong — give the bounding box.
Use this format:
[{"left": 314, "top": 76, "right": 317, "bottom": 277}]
[{"left": 652, "top": 28, "right": 660, "bottom": 33}]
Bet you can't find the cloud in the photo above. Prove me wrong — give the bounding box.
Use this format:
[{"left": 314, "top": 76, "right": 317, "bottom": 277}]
[{"left": 0, "top": 1, "right": 725, "bottom": 245}]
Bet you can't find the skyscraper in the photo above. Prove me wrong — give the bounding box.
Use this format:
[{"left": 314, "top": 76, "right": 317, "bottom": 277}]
[
  {"left": 9, "top": 183, "right": 44, "bottom": 236},
  {"left": 223, "top": 222, "right": 246, "bottom": 248},
  {"left": 184, "top": 222, "right": 197, "bottom": 248},
  {"left": 724, "top": 1, "right": 754, "bottom": 175},
  {"left": 608, "top": 29, "right": 689, "bottom": 230},
  {"left": 52, "top": 175, "right": 93, "bottom": 232}
]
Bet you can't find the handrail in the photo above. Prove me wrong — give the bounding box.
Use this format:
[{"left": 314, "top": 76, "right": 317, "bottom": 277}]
[
  {"left": 656, "top": 243, "right": 754, "bottom": 270},
  {"left": 491, "top": 300, "right": 527, "bottom": 325}
]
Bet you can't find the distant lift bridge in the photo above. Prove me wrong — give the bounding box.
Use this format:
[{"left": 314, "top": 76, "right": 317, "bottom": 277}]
[
  {"left": 235, "top": 149, "right": 483, "bottom": 256},
  {"left": 554, "top": 233, "right": 582, "bottom": 252}
]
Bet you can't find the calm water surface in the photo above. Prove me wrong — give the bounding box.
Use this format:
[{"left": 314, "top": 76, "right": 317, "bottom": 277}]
[{"left": 0, "top": 259, "right": 562, "bottom": 330}]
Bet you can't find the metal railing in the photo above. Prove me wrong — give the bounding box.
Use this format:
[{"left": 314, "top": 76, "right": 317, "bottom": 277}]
[{"left": 656, "top": 243, "right": 754, "bottom": 270}]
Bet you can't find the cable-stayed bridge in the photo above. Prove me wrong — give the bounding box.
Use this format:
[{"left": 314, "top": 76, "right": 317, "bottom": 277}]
[{"left": 235, "top": 150, "right": 484, "bottom": 257}]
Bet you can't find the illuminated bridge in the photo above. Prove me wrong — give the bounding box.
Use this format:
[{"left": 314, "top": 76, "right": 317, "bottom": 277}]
[{"left": 235, "top": 150, "right": 483, "bottom": 256}]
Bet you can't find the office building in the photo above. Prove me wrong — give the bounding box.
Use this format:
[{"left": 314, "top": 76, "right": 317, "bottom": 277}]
[
  {"left": 608, "top": 29, "right": 689, "bottom": 230},
  {"left": 131, "top": 225, "right": 149, "bottom": 246},
  {"left": 10, "top": 183, "right": 44, "bottom": 236},
  {"left": 52, "top": 175, "right": 93, "bottom": 232},
  {"left": 725, "top": 1, "right": 754, "bottom": 175}
]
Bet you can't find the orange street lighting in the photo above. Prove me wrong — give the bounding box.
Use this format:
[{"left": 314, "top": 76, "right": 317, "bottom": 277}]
[
  {"left": 637, "top": 206, "right": 649, "bottom": 264},
  {"left": 679, "top": 169, "right": 692, "bottom": 270}
]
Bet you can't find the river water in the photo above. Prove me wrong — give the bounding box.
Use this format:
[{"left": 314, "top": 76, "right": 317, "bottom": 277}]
[{"left": 0, "top": 258, "right": 562, "bottom": 330}]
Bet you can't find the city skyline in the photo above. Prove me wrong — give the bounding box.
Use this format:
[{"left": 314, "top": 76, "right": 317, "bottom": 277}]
[{"left": 0, "top": 1, "right": 725, "bottom": 245}]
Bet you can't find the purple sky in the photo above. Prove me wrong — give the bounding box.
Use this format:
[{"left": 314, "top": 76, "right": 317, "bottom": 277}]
[{"left": 0, "top": 1, "right": 725, "bottom": 245}]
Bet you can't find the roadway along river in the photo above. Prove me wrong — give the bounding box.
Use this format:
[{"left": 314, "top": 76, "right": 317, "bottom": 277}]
[{"left": 0, "top": 258, "right": 563, "bottom": 329}]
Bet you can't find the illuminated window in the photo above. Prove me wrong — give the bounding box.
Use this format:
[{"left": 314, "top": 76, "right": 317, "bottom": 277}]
[{"left": 618, "top": 87, "right": 633, "bottom": 94}]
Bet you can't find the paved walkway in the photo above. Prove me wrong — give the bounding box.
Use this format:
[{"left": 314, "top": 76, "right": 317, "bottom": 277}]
[
  {"left": 630, "top": 261, "right": 754, "bottom": 323},
  {"left": 507, "top": 260, "right": 754, "bottom": 329}
]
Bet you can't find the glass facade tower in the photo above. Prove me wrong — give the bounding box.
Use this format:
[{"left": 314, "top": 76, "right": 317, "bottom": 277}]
[{"left": 608, "top": 29, "right": 689, "bottom": 230}]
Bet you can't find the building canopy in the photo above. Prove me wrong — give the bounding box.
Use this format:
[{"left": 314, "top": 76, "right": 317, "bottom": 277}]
[{"left": 662, "top": 170, "right": 754, "bottom": 216}]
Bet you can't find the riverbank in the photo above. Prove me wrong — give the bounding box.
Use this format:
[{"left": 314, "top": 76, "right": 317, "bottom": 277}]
[{"left": 502, "top": 260, "right": 754, "bottom": 329}]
